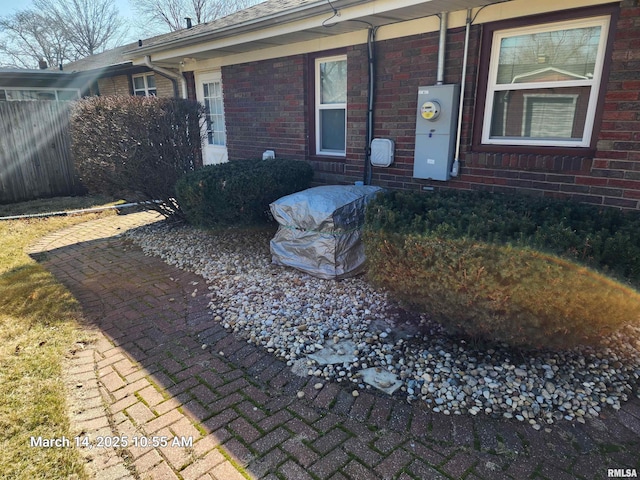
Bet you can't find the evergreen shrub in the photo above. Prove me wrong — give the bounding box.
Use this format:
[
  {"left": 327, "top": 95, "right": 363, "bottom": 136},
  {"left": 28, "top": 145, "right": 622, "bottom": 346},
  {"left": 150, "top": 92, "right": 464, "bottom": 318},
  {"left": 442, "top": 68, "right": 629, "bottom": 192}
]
[
  {"left": 364, "top": 190, "right": 640, "bottom": 350},
  {"left": 70, "top": 96, "right": 203, "bottom": 217},
  {"left": 174, "top": 158, "right": 313, "bottom": 227}
]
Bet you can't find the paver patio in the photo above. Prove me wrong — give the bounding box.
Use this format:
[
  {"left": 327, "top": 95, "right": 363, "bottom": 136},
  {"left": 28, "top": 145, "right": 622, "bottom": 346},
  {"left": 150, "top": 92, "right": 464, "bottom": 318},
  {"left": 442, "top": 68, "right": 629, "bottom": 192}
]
[{"left": 28, "top": 211, "right": 640, "bottom": 479}]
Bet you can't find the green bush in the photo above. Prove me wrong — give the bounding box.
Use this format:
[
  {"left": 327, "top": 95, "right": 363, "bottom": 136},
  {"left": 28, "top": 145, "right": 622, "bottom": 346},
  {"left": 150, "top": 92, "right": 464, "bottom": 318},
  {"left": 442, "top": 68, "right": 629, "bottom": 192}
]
[
  {"left": 364, "top": 190, "right": 640, "bottom": 350},
  {"left": 70, "top": 96, "right": 203, "bottom": 217},
  {"left": 175, "top": 158, "right": 313, "bottom": 227}
]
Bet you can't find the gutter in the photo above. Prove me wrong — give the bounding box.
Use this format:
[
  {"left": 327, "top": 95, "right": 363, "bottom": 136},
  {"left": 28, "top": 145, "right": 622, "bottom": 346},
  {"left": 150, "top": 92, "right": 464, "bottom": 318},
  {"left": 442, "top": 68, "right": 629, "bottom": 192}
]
[{"left": 143, "top": 55, "right": 188, "bottom": 99}]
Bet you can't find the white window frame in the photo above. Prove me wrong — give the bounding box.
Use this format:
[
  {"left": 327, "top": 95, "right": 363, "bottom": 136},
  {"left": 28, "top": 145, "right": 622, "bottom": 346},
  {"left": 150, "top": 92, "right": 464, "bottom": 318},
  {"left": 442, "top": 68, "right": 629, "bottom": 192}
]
[
  {"left": 315, "top": 55, "right": 347, "bottom": 156},
  {"left": 132, "top": 73, "right": 156, "bottom": 96},
  {"left": 482, "top": 16, "right": 610, "bottom": 148}
]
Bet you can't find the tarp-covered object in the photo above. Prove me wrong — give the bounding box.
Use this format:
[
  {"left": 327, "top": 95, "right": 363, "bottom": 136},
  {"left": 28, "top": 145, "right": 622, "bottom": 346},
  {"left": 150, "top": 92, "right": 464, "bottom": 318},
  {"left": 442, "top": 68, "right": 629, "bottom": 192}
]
[{"left": 270, "top": 185, "right": 383, "bottom": 279}]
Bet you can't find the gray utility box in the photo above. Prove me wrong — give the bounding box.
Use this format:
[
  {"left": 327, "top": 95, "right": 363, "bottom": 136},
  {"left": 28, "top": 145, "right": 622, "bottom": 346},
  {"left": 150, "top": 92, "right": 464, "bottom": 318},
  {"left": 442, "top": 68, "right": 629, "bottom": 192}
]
[{"left": 413, "top": 84, "right": 460, "bottom": 181}]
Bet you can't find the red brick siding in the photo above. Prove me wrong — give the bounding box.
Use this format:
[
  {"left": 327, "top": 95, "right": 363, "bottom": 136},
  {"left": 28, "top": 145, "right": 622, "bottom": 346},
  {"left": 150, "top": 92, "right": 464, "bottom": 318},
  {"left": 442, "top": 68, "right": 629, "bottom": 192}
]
[
  {"left": 363, "top": 27, "right": 475, "bottom": 189},
  {"left": 365, "top": 2, "right": 640, "bottom": 209},
  {"left": 223, "top": 56, "right": 308, "bottom": 161},
  {"left": 183, "top": 71, "right": 196, "bottom": 101},
  {"left": 220, "top": 1, "right": 640, "bottom": 209},
  {"left": 592, "top": 0, "right": 640, "bottom": 208}
]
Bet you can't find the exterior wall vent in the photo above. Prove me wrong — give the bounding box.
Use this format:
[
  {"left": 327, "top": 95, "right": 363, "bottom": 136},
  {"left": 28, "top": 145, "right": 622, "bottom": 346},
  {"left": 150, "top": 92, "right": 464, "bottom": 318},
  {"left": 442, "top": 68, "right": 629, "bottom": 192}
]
[
  {"left": 262, "top": 150, "right": 275, "bottom": 160},
  {"left": 370, "top": 138, "right": 394, "bottom": 167}
]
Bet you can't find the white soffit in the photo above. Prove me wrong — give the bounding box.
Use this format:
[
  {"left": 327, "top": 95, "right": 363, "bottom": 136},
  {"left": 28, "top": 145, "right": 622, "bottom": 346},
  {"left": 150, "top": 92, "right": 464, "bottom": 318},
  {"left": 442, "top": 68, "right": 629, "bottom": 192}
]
[{"left": 130, "top": 0, "right": 511, "bottom": 64}]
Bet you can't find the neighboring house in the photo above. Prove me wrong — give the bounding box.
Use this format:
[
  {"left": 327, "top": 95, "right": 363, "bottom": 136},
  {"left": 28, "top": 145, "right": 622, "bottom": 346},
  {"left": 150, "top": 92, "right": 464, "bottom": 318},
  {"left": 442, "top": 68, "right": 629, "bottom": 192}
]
[
  {"left": 63, "top": 42, "right": 178, "bottom": 98},
  {"left": 0, "top": 68, "right": 86, "bottom": 101},
  {"left": 70, "top": 0, "right": 640, "bottom": 208}
]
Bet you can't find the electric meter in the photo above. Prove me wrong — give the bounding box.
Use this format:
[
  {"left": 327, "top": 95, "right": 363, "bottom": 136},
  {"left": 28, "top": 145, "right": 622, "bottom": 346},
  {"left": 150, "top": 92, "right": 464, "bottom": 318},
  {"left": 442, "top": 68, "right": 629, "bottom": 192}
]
[{"left": 420, "top": 101, "right": 441, "bottom": 121}]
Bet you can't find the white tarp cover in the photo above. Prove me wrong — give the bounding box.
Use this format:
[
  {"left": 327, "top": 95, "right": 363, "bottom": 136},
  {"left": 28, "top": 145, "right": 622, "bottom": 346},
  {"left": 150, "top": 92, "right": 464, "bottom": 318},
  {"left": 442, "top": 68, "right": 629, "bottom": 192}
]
[{"left": 269, "top": 185, "right": 383, "bottom": 279}]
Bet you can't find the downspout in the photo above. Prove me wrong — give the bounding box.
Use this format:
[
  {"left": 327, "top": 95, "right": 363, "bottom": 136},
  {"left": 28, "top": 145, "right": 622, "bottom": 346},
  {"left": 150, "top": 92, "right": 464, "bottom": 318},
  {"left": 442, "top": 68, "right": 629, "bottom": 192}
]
[
  {"left": 364, "top": 27, "right": 376, "bottom": 185},
  {"left": 436, "top": 11, "right": 448, "bottom": 85},
  {"left": 450, "top": 9, "right": 472, "bottom": 178},
  {"left": 144, "top": 55, "right": 188, "bottom": 99}
]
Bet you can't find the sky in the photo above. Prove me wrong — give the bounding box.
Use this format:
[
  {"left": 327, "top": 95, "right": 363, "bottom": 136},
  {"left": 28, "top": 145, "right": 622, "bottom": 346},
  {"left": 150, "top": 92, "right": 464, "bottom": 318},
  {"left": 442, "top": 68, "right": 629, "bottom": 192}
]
[
  {"left": 0, "top": 0, "right": 143, "bottom": 43},
  {"left": 0, "top": 0, "right": 135, "bottom": 17}
]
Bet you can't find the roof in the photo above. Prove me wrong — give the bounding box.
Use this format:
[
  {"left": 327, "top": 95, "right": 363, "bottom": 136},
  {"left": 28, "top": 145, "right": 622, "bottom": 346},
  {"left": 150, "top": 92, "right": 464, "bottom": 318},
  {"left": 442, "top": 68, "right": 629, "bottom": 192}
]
[
  {"left": 0, "top": 67, "right": 73, "bottom": 76},
  {"left": 62, "top": 0, "right": 312, "bottom": 71},
  {"left": 0, "top": 67, "right": 86, "bottom": 89},
  {"left": 127, "top": 0, "right": 319, "bottom": 52},
  {"left": 63, "top": 42, "right": 138, "bottom": 72},
  {"left": 63, "top": 0, "right": 513, "bottom": 71}
]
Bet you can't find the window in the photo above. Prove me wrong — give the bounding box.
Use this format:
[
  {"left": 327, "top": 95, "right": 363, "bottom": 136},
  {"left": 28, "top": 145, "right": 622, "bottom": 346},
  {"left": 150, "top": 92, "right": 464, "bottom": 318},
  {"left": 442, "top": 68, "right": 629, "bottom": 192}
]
[
  {"left": 202, "top": 79, "right": 226, "bottom": 146},
  {"left": 315, "top": 55, "right": 347, "bottom": 155},
  {"left": 481, "top": 16, "right": 610, "bottom": 148},
  {"left": 132, "top": 73, "right": 156, "bottom": 96},
  {"left": 0, "top": 88, "right": 79, "bottom": 101}
]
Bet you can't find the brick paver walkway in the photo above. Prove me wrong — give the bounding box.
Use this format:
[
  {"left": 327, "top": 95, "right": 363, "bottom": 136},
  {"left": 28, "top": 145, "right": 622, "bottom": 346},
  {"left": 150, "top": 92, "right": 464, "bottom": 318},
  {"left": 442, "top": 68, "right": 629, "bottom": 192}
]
[{"left": 28, "top": 212, "right": 640, "bottom": 479}]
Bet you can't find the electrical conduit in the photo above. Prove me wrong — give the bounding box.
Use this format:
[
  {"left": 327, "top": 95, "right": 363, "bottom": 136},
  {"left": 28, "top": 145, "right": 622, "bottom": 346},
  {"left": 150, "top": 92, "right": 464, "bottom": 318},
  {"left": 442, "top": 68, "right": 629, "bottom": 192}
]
[{"left": 450, "top": 8, "right": 472, "bottom": 178}]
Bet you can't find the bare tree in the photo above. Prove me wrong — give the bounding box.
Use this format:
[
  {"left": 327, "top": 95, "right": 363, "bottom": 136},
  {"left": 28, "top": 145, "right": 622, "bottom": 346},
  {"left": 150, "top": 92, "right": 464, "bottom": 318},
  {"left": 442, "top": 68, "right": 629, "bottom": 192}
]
[
  {"left": 36, "top": 0, "right": 127, "bottom": 57},
  {"left": 499, "top": 26, "right": 601, "bottom": 78},
  {"left": 132, "top": 0, "right": 263, "bottom": 34},
  {"left": 0, "top": 0, "right": 127, "bottom": 68},
  {"left": 0, "top": 10, "right": 71, "bottom": 68}
]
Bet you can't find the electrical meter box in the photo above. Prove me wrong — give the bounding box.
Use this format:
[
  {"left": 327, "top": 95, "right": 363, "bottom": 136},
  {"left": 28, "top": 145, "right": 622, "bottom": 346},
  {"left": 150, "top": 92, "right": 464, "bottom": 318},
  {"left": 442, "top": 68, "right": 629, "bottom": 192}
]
[{"left": 413, "top": 84, "right": 460, "bottom": 181}]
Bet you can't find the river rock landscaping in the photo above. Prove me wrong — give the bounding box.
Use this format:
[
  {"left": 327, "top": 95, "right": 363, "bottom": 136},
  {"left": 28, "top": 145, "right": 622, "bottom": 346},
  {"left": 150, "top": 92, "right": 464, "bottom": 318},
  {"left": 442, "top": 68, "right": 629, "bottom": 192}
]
[{"left": 127, "top": 221, "right": 640, "bottom": 430}]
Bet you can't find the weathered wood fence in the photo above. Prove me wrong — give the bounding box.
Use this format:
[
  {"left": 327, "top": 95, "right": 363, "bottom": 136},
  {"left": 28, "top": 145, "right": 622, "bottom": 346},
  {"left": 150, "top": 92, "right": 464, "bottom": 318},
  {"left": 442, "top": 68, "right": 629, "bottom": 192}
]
[{"left": 0, "top": 101, "right": 81, "bottom": 204}]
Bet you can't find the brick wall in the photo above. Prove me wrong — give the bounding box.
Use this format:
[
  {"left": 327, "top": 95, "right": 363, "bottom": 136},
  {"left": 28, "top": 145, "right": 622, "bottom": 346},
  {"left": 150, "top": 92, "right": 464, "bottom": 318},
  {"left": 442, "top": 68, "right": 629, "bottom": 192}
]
[
  {"left": 96, "top": 72, "right": 176, "bottom": 98},
  {"left": 361, "top": 1, "right": 640, "bottom": 209},
  {"left": 449, "top": 0, "right": 640, "bottom": 209},
  {"left": 223, "top": 56, "right": 308, "bottom": 161},
  {"left": 592, "top": 0, "right": 640, "bottom": 207},
  {"left": 362, "top": 29, "right": 453, "bottom": 189},
  {"left": 184, "top": 71, "right": 196, "bottom": 101},
  {"left": 155, "top": 75, "right": 175, "bottom": 98},
  {"left": 218, "top": 2, "right": 639, "bottom": 208},
  {"left": 97, "top": 75, "right": 130, "bottom": 96}
]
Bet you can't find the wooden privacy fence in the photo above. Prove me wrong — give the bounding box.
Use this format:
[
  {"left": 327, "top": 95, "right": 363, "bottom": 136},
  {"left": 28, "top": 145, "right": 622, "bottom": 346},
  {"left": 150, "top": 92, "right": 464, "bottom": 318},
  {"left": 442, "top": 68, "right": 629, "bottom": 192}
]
[{"left": 0, "top": 101, "right": 81, "bottom": 204}]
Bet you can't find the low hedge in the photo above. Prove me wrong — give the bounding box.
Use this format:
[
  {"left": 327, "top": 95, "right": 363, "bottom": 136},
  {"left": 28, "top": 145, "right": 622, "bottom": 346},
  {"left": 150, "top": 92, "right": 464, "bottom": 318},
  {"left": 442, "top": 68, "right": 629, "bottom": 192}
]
[
  {"left": 364, "top": 190, "right": 640, "bottom": 350},
  {"left": 175, "top": 159, "right": 313, "bottom": 227}
]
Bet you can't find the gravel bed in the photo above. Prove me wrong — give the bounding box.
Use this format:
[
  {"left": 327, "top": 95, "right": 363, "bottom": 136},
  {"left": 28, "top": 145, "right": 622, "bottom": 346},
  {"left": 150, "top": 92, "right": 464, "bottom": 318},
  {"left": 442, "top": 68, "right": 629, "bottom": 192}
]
[{"left": 127, "top": 222, "right": 640, "bottom": 429}]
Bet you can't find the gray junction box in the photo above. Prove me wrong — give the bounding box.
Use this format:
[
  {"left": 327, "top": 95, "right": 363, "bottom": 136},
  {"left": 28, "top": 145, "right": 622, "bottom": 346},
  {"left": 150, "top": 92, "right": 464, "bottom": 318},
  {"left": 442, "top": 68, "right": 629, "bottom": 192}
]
[{"left": 413, "top": 84, "right": 460, "bottom": 181}]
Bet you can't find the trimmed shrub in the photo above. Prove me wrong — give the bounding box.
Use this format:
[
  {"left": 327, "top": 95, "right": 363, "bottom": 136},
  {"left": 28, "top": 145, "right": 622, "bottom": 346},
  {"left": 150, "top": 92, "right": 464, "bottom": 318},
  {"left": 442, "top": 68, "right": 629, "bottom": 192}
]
[
  {"left": 364, "top": 190, "right": 640, "bottom": 350},
  {"left": 70, "top": 96, "right": 203, "bottom": 217},
  {"left": 174, "top": 158, "right": 313, "bottom": 227}
]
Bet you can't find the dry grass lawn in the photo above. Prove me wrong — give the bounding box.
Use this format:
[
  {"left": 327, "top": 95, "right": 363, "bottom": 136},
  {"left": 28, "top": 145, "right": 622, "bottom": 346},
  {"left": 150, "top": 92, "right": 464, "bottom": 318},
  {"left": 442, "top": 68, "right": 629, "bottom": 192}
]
[{"left": 0, "top": 196, "right": 118, "bottom": 479}]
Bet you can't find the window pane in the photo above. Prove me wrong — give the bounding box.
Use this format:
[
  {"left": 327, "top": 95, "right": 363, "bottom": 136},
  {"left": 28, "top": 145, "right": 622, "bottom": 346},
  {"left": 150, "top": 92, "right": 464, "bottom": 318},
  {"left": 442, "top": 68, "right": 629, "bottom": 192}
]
[
  {"left": 8, "top": 90, "right": 38, "bottom": 100},
  {"left": 320, "top": 109, "right": 346, "bottom": 151},
  {"left": 489, "top": 87, "right": 590, "bottom": 140},
  {"left": 320, "top": 60, "right": 346, "bottom": 104},
  {"left": 497, "top": 26, "right": 601, "bottom": 84},
  {"left": 203, "top": 80, "right": 225, "bottom": 146},
  {"left": 133, "top": 76, "right": 145, "bottom": 89},
  {"left": 146, "top": 75, "right": 156, "bottom": 88},
  {"left": 57, "top": 90, "right": 79, "bottom": 100}
]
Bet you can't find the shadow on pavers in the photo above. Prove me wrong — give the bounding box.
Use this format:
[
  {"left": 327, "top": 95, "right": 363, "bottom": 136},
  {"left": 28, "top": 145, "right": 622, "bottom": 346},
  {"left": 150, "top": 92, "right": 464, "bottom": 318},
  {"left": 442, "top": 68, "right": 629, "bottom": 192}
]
[{"left": 30, "top": 215, "right": 640, "bottom": 480}]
